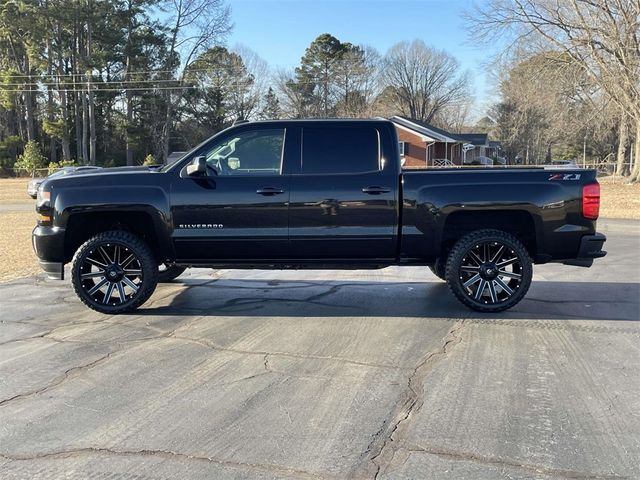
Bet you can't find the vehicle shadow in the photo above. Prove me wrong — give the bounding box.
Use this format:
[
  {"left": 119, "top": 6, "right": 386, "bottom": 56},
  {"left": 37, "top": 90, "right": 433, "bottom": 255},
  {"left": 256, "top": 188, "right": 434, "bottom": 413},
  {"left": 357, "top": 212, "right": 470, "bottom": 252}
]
[{"left": 139, "top": 277, "right": 640, "bottom": 323}]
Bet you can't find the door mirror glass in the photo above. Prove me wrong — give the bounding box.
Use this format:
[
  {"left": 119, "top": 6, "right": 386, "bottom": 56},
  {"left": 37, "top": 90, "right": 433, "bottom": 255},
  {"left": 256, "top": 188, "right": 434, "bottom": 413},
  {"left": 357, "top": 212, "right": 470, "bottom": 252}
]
[{"left": 186, "top": 156, "right": 207, "bottom": 176}]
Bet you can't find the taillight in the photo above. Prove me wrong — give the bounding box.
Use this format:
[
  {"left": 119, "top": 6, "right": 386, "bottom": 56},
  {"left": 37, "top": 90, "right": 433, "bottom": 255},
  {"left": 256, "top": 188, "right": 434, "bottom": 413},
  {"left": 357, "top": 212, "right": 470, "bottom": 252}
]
[{"left": 582, "top": 183, "right": 600, "bottom": 220}]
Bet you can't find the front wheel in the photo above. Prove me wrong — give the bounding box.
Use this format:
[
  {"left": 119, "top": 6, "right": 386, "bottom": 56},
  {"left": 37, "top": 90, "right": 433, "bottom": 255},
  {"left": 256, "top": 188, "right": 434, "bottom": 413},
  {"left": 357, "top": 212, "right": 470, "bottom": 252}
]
[
  {"left": 71, "top": 231, "right": 158, "bottom": 314},
  {"left": 445, "top": 229, "right": 532, "bottom": 313}
]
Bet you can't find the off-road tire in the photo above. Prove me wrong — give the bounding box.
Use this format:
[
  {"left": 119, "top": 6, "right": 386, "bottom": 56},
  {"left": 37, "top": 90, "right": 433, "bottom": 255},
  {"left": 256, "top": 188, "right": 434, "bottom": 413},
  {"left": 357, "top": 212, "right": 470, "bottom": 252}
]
[
  {"left": 158, "top": 264, "right": 187, "bottom": 282},
  {"left": 71, "top": 230, "right": 158, "bottom": 314},
  {"left": 445, "top": 229, "right": 532, "bottom": 313}
]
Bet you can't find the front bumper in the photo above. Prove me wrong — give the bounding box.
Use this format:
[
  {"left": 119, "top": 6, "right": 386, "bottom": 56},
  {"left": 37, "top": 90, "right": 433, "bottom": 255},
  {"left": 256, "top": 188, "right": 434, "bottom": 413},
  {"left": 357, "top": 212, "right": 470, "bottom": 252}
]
[
  {"left": 32, "top": 225, "right": 66, "bottom": 279},
  {"left": 563, "top": 233, "right": 607, "bottom": 267}
]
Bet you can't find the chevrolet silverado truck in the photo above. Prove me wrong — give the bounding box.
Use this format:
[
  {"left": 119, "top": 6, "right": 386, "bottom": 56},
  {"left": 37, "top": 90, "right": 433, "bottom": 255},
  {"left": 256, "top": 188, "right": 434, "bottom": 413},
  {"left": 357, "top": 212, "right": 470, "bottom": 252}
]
[{"left": 32, "top": 119, "right": 606, "bottom": 314}]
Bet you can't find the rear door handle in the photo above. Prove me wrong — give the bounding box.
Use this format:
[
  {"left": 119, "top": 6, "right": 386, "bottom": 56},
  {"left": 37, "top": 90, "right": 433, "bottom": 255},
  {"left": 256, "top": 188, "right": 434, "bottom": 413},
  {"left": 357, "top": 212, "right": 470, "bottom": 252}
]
[
  {"left": 362, "top": 186, "right": 391, "bottom": 194},
  {"left": 256, "top": 187, "right": 285, "bottom": 195}
]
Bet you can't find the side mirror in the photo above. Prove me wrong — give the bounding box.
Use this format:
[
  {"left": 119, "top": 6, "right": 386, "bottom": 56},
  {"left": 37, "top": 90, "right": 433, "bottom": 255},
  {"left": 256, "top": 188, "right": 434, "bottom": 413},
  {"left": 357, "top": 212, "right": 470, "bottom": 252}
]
[{"left": 186, "top": 156, "right": 207, "bottom": 176}]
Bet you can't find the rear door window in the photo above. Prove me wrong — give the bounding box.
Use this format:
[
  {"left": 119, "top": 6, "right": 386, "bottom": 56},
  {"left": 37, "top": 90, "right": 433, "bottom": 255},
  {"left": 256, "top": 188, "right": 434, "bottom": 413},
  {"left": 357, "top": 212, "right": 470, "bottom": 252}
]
[{"left": 301, "top": 126, "right": 380, "bottom": 174}]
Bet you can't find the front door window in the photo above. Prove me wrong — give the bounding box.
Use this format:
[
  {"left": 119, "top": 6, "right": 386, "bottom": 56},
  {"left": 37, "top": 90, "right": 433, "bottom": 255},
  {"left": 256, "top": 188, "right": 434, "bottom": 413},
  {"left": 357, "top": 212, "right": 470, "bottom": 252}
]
[{"left": 204, "top": 129, "right": 285, "bottom": 176}]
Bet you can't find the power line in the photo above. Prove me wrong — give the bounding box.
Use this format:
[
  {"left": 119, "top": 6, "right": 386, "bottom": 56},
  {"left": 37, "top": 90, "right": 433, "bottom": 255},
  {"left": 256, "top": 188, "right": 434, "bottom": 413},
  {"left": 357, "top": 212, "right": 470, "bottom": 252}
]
[
  {"left": 0, "top": 85, "right": 211, "bottom": 93},
  {"left": 0, "top": 66, "right": 261, "bottom": 80},
  {"left": 1, "top": 78, "right": 190, "bottom": 87},
  {"left": 0, "top": 73, "right": 257, "bottom": 87},
  {"left": 0, "top": 78, "right": 391, "bottom": 93},
  {"left": 0, "top": 67, "right": 191, "bottom": 79}
]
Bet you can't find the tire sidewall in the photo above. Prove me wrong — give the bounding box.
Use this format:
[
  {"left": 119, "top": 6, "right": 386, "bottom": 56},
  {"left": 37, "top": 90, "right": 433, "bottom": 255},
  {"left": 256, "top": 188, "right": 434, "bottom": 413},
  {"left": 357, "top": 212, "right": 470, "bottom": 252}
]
[
  {"left": 71, "top": 231, "right": 158, "bottom": 314},
  {"left": 445, "top": 230, "right": 533, "bottom": 312}
]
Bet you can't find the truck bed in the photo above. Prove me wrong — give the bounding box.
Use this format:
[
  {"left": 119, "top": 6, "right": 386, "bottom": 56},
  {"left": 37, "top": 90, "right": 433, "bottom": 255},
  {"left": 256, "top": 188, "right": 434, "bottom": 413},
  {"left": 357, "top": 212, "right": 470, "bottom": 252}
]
[{"left": 400, "top": 167, "right": 597, "bottom": 262}]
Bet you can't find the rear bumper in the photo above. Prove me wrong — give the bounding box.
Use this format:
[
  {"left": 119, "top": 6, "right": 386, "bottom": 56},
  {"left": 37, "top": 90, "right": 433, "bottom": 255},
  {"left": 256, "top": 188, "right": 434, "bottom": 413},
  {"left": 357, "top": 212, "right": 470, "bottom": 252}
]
[
  {"left": 32, "top": 225, "right": 66, "bottom": 280},
  {"left": 563, "top": 233, "right": 607, "bottom": 267}
]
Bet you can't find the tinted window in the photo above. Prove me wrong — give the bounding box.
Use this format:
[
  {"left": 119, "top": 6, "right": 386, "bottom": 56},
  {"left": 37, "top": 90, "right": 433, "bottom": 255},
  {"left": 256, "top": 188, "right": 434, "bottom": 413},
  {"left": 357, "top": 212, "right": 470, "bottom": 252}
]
[
  {"left": 302, "top": 126, "right": 379, "bottom": 174},
  {"left": 204, "top": 128, "right": 285, "bottom": 176}
]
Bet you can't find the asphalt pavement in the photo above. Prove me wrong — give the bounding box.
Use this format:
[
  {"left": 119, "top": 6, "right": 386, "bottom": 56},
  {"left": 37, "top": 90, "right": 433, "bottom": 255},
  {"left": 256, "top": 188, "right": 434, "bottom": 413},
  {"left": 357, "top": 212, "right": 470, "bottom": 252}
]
[{"left": 0, "top": 218, "right": 638, "bottom": 479}]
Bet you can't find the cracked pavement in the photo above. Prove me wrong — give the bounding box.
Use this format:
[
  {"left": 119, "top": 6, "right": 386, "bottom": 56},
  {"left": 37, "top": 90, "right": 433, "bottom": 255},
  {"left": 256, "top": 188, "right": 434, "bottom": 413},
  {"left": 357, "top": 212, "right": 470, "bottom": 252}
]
[{"left": 0, "top": 218, "right": 638, "bottom": 479}]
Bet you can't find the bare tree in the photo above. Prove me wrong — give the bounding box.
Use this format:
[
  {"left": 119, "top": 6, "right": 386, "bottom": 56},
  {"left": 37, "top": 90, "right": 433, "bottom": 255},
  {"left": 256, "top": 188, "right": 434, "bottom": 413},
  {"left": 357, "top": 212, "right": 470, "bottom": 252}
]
[
  {"left": 230, "top": 45, "right": 269, "bottom": 120},
  {"left": 160, "top": 0, "right": 231, "bottom": 161},
  {"left": 471, "top": 0, "right": 640, "bottom": 180},
  {"left": 616, "top": 111, "right": 630, "bottom": 175},
  {"left": 381, "top": 40, "right": 470, "bottom": 123},
  {"left": 434, "top": 101, "right": 473, "bottom": 134},
  {"left": 334, "top": 45, "right": 381, "bottom": 117}
]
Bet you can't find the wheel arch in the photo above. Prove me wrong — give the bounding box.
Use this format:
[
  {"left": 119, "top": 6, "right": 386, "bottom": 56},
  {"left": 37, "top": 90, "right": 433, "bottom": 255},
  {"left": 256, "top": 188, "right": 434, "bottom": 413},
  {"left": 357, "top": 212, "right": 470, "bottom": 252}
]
[
  {"left": 63, "top": 208, "right": 171, "bottom": 263},
  {"left": 440, "top": 210, "right": 537, "bottom": 259}
]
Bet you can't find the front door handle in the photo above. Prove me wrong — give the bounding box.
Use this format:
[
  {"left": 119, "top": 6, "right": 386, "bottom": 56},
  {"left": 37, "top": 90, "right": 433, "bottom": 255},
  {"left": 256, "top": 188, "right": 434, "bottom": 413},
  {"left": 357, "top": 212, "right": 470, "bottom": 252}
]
[
  {"left": 256, "top": 187, "right": 285, "bottom": 195},
  {"left": 362, "top": 186, "right": 391, "bottom": 194}
]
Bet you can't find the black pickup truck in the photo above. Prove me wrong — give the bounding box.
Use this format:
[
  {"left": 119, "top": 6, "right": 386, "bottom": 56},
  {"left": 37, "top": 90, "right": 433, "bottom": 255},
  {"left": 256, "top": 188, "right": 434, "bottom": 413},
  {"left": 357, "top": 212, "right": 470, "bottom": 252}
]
[{"left": 33, "top": 119, "right": 606, "bottom": 314}]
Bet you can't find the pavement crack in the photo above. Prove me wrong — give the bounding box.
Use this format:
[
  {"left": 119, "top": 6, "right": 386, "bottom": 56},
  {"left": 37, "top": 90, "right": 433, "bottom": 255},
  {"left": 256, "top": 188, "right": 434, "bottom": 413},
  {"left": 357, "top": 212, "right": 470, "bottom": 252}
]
[
  {"left": 0, "top": 447, "right": 329, "bottom": 479},
  {"left": 216, "top": 294, "right": 358, "bottom": 312},
  {"left": 263, "top": 353, "right": 271, "bottom": 372},
  {"left": 362, "top": 321, "right": 465, "bottom": 479},
  {"left": 304, "top": 284, "right": 344, "bottom": 302},
  {"left": 399, "top": 443, "right": 627, "bottom": 480},
  {"left": 0, "top": 350, "right": 118, "bottom": 408},
  {"left": 170, "top": 334, "right": 408, "bottom": 371}
]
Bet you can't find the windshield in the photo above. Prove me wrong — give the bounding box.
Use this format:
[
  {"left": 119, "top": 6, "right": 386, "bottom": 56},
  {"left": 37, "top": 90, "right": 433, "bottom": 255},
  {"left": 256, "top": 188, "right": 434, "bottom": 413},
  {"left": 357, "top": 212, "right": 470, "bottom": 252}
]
[{"left": 47, "top": 169, "right": 69, "bottom": 178}]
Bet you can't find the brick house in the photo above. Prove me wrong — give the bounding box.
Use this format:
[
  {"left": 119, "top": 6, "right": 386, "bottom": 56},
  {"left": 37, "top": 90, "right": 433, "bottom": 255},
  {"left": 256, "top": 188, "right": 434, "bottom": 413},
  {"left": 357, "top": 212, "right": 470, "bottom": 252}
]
[
  {"left": 391, "top": 115, "right": 463, "bottom": 168},
  {"left": 390, "top": 115, "right": 502, "bottom": 168}
]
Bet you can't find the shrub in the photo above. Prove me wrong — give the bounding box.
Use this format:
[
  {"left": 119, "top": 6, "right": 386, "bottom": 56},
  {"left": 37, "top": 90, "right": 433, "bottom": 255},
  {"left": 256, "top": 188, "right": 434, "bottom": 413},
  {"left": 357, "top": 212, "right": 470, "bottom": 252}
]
[
  {"left": 0, "top": 135, "right": 22, "bottom": 172},
  {"left": 14, "top": 140, "right": 46, "bottom": 176},
  {"left": 48, "top": 159, "right": 77, "bottom": 175},
  {"left": 143, "top": 154, "right": 156, "bottom": 166}
]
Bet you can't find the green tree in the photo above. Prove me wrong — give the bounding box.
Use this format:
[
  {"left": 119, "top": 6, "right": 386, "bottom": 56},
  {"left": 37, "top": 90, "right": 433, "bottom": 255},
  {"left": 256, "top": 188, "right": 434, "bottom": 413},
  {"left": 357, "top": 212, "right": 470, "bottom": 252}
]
[
  {"left": 259, "top": 87, "right": 281, "bottom": 120},
  {"left": 280, "top": 33, "right": 378, "bottom": 118},
  {"left": 283, "top": 34, "right": 345, "bottom": 117},
  {"left": 15, "top": 140, "right": 46, "bottom": 175},
  {"left": 178, "top": 46, "right": 261, "bottom": 146}
]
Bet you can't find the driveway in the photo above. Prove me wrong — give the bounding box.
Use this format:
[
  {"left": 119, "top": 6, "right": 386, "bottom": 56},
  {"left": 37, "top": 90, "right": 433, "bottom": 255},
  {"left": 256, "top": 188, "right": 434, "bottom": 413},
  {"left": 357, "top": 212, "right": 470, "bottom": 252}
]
[{"left": 0, "top": 219, "right": 638, "bottom": 479}]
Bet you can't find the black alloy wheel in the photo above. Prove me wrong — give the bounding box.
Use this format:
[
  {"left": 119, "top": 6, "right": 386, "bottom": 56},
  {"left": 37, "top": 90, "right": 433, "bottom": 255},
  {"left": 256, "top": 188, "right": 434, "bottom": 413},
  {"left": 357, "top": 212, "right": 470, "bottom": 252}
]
[
  {"left": 71, "top": 231, "right": 158, "bottom": 314},
  {"left": 445, "top": 229, "right": 532, "bottom": 312}
]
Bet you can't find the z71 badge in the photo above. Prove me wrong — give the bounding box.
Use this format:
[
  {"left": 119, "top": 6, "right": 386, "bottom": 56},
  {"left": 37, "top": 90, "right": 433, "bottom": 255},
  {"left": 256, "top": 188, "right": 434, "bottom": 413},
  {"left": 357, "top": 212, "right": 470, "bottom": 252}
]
[{"left": 549, "top": 173, "right": 581, "bottom": 181}]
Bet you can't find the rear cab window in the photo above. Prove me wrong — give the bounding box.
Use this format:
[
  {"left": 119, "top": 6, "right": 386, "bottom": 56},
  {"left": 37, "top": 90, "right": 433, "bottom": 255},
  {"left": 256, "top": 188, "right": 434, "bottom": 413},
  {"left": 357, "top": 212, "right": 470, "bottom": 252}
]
[{"left": 301, "top": 126, "right": 380, "bottom": 174}]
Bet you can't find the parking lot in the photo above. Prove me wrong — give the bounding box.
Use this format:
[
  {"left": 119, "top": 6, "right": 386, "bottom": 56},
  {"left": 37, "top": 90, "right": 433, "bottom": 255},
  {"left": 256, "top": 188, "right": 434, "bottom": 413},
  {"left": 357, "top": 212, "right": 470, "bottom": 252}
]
[{"left": 0, "top": 218, "right": 638, "bottom": 480}]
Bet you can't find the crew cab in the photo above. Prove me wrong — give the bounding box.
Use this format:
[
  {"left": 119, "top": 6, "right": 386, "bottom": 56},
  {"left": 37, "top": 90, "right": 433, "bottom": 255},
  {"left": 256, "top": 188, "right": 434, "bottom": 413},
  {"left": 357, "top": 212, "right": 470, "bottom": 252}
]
[{"left": 32, "top": 119, "right": 606, "bottom": 314}]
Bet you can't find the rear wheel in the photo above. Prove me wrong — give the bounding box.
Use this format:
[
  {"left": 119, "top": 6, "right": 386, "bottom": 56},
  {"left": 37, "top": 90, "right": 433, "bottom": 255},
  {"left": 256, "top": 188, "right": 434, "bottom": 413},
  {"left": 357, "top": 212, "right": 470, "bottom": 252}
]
[
  {"left": 71, "top": 231, "right": 158, "bottom": 314},
  {"left": 445, "top": 229, "right": 532, "bottom": 312},
  {"left": 158, "top": 264, "right": 186, "bottom": 282}
]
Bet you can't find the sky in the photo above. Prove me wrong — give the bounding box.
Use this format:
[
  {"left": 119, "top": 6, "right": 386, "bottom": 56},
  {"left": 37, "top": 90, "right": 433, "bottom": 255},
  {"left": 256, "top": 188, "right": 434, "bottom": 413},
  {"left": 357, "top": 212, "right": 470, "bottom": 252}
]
[{"left": 226, "top": 0, "right": 502, "bottom": 120}]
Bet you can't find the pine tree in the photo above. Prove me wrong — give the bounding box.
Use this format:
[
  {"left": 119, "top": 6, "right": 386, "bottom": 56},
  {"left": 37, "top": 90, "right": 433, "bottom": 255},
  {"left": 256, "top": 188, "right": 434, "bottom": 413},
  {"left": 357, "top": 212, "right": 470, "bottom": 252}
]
[{"left": 259, "top": 87, "right": 281, "bottom": 120}]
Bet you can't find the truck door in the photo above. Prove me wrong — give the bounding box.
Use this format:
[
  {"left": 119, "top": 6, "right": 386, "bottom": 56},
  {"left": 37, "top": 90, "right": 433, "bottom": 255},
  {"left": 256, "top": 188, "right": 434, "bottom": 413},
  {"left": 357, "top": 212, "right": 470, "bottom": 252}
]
[
  {"left": 288, "top": 124, "right": 398, "bottom": 259},
  {"left": 170, "top": 126, "right": 291, "bottom": 261}
]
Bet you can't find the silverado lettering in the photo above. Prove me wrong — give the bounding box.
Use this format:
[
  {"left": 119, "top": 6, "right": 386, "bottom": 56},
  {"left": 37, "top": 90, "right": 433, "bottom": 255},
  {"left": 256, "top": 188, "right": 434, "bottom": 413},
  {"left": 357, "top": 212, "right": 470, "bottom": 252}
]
[{"left": 179, "top": 224, "right": 224, "bottom": 229}]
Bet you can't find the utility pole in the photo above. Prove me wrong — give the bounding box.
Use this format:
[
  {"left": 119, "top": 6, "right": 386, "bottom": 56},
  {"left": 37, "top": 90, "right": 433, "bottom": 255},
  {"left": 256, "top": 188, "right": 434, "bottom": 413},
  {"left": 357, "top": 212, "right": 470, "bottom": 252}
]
[{"left": 583, "top": 134, "right": 587, "bottom": 168}]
